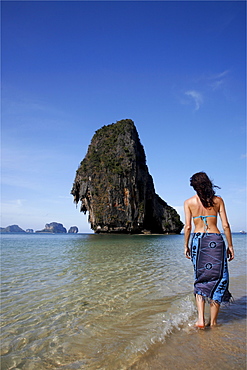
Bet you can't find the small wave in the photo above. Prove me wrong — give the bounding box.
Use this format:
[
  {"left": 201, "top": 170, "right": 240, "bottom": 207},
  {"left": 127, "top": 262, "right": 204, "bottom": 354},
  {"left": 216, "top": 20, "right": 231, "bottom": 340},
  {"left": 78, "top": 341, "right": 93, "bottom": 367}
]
[{"left": 129, "top": 293, "right": 196, "bottom": 356}]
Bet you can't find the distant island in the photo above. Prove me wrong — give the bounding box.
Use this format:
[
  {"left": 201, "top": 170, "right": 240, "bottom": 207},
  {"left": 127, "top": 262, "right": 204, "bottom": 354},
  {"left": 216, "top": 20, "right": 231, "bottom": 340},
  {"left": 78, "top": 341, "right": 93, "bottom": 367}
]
[
  {"left": 0, "top": 225, "right": 26, "bottom": 233},
  {"left": 36, "top": 222, "right": 67, "bottom": 233},
  {"left": 68, "top": 226, "right": 79, "bottom": 233},
  {"left": 0, "top": 223, "right": 78, "bottom": 234}
]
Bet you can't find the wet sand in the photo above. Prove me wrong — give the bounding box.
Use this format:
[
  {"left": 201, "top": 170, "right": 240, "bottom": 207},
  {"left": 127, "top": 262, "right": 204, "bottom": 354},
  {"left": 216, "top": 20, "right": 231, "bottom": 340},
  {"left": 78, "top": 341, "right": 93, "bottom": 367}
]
[{"left": 130, "top": 280, "right": 246, "bottom": 370}]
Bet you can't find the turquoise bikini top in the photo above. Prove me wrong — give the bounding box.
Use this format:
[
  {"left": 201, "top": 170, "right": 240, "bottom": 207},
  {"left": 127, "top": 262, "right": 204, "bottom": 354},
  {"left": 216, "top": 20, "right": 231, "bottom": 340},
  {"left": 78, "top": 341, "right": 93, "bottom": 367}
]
[{"left": 193, "top": 215, "right": 217, "bottom": 232}]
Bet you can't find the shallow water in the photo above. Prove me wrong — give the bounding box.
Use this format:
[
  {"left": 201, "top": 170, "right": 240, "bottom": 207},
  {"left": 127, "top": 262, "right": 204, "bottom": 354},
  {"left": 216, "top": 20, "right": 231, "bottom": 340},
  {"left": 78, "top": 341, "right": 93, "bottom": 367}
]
[{"left": 1, "top": 233, "right": 246, "bottom": 369}]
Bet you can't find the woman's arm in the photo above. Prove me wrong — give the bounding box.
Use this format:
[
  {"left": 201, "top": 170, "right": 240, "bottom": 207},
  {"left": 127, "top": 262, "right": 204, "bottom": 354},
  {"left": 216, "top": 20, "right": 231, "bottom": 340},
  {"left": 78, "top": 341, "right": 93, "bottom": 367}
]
[
  {"left": 184, "top": 199, "right": 192, "bottom": 259},
  {"left": 218, "top": 197, "right": 234, "bottom": 261}
]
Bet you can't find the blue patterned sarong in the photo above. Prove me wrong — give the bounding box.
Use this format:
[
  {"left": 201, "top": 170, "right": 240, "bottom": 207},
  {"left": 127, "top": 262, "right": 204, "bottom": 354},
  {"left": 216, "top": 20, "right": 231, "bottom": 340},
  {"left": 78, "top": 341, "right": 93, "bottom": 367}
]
[{"left": 190, "top": 233, "right": 232, "bottom": 304}]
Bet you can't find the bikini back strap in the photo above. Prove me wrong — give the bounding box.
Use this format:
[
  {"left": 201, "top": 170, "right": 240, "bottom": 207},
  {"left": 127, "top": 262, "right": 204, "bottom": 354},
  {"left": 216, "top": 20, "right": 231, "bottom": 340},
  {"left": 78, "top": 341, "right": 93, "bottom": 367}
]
[{"left": 193, "top": 215, "right": 217, "bottom": 232}]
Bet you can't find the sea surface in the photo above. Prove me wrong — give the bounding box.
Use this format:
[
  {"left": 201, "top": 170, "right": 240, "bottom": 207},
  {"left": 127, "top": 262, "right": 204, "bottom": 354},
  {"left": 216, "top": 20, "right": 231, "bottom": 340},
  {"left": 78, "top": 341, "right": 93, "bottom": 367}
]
[{"left": 1, "top": 233, "right": 246, "bottom": 370}]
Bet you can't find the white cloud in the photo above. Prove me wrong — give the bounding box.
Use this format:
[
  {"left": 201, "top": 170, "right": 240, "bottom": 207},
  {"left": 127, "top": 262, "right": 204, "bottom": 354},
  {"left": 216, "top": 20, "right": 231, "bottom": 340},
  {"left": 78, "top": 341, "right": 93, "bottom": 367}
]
[
  {"left": 208, "top": 70, "right": 230, "bottom": 91},
  {"left": 210, "top": 80, "right": 224, "bottom": 90},
  {"left": 185, "top": 90, "right": 203, "bottom": 111},
  {"left": 211, "top": 70, "right": 230, "bottom": 80}
]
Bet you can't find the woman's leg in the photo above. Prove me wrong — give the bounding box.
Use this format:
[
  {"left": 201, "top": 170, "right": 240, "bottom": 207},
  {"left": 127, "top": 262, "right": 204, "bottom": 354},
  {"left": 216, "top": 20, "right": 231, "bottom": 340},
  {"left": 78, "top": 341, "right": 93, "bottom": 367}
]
[
  {"left": 195, "top": 294, "right": 205, "bottom": 327},
  {"left": 210, "top": 301, "right": 220, "bottom": 326}
]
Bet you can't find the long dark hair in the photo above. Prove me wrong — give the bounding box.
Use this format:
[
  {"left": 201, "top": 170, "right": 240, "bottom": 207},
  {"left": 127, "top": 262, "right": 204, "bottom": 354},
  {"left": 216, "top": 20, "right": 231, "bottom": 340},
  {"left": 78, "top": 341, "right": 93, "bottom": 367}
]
[{"left": 190, "top": 172, "right": 220, "bottom": 208}]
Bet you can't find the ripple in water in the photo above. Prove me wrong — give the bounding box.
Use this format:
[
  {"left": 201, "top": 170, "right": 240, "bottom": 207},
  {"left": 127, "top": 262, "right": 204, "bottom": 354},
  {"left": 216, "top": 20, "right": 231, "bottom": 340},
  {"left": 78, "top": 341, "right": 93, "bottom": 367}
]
[{"left": 1, "top": 233, "right": 245, "bottom": 369}]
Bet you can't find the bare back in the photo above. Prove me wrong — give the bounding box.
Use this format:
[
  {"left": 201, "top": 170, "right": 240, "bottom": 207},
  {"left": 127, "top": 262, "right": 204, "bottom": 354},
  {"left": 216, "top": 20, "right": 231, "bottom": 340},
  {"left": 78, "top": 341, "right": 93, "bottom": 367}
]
[
  {"left": 184, "top": 184, "right": 234, "bottom": 261},
  {"left": 185, "top": 194, "right": 221, "bottom": 233}
]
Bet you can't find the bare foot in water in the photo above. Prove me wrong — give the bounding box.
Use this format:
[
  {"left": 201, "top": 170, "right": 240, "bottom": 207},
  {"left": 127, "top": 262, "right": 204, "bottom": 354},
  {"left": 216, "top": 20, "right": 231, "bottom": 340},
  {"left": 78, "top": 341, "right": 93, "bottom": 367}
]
[
  {"left": 210, "top": 323, "right": 222, "bottom": 328},
  {"left": 194, "top": 321, "right": 205, "bottom": 329}
]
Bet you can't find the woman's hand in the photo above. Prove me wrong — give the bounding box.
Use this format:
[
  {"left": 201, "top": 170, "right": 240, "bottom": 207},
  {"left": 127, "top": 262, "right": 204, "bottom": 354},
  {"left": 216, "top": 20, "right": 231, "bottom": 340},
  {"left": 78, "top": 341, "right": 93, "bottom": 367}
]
[
  {"left": 184, "top": 246, "right": 191, "bottom": 259},
  {"left": 227, "top": 246, "right": 234, "bottom": 261}
]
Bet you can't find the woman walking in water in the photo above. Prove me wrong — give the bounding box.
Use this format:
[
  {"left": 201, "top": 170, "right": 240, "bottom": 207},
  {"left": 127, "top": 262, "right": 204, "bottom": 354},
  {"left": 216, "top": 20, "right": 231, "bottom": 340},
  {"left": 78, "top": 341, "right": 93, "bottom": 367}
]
[{"left": 184, "top": 172, "right": 234, "bottom": 328}]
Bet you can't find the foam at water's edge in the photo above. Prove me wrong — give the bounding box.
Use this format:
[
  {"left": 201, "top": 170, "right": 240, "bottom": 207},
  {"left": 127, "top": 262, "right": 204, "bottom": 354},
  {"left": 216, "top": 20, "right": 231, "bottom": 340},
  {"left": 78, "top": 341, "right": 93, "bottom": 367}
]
[{"left": 128, "top": 293, "right": 197, "bottom": 358}]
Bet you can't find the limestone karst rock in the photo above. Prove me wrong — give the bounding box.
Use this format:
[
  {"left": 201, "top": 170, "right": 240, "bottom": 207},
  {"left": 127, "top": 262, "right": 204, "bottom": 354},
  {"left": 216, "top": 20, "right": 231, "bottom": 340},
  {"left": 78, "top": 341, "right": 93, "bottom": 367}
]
[
  {"left": 71, "top": 119, "right": 183, "bottom": 234},
  {"left": 0, "top": 225, "right": 26, "bottom": 233},
  {"left": 68, "top": 226, "right": 79, "bottom": 233},
  {"left": 26, "top": 229, "right": 34, "bottom": 233},
  {"left": 36, "top": 222, "right": 67, "bottom": 233}
]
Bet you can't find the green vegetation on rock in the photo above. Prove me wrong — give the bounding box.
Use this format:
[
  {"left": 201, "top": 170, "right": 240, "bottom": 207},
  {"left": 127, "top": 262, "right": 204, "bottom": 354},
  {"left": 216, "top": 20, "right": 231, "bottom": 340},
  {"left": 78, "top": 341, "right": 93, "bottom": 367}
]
[{"left": 71, "top": 119, "right": 184, "bottom": 234}]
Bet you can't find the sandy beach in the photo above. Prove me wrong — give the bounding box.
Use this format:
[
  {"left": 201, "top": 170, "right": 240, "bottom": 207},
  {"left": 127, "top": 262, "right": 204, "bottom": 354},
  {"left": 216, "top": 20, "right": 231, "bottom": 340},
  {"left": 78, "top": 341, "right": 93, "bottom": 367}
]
[{"left": 130, "top": 275, "right": 246, "bottom": 370}]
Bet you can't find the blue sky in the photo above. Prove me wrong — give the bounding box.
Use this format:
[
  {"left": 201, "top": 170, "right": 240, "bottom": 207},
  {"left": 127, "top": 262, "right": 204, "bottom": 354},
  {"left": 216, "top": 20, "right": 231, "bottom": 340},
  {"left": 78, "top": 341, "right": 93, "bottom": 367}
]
[{"left": 1, "top": 1, "right": 246, "bottom": 233}]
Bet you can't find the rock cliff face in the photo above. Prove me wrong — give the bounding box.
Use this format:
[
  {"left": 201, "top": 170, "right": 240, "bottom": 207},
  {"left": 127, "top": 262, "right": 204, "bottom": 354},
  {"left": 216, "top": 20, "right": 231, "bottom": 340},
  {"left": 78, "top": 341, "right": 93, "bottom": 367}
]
[{"left": 71, "top": 119, "right": 183, "bottom": 234}]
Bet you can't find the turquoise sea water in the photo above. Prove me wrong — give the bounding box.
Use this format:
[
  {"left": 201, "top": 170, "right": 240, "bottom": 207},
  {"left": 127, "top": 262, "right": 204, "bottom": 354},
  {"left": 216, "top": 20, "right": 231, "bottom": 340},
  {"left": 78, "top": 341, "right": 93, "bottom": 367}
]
[{"left": 1, "top": 233, "right": 246, "bottom": 369}]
